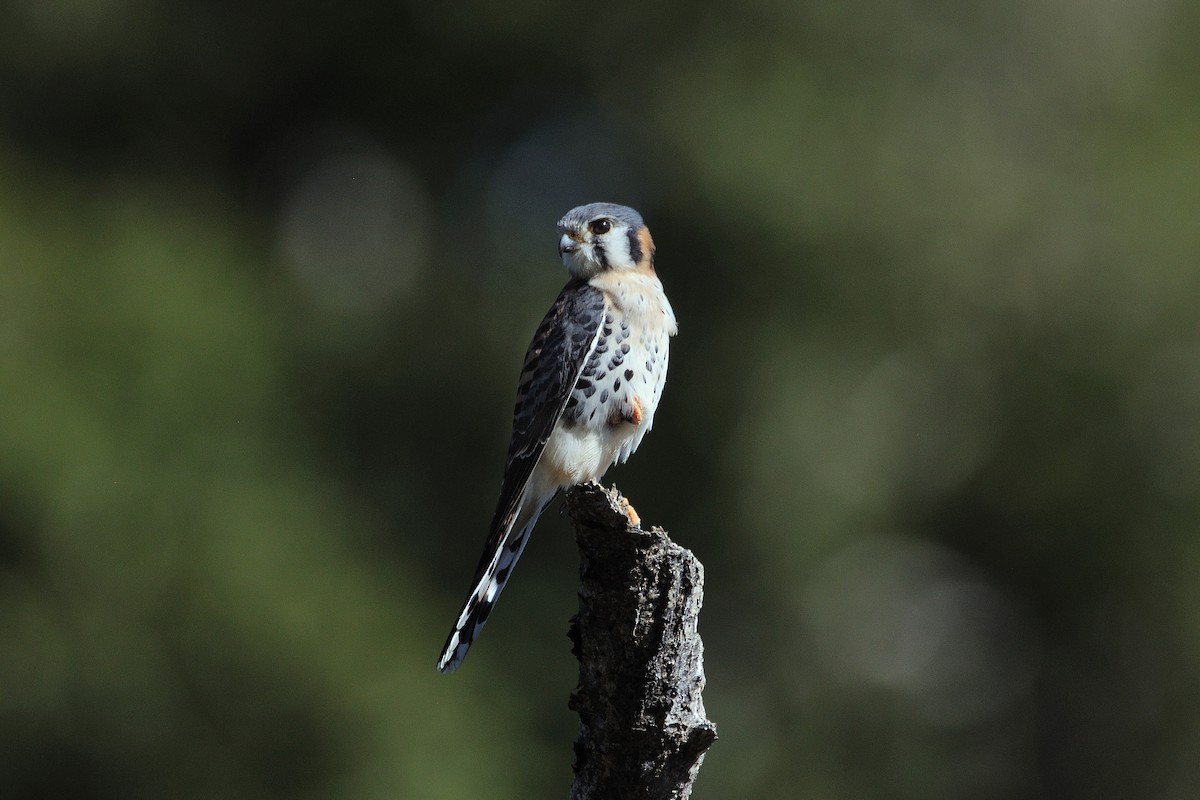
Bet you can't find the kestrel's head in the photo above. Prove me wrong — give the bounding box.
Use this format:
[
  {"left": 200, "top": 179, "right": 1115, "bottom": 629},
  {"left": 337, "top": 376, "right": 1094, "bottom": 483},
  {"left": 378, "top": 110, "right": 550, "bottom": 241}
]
[{"left": 557, "top": 202, "right": 654, "bottom": 279}]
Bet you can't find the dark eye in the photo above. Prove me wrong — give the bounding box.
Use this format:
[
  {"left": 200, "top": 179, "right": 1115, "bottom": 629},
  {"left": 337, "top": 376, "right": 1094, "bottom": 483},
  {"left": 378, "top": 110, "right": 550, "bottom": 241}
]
[{"left": 589, "top": 218, "right": 612, "bottom": 236}]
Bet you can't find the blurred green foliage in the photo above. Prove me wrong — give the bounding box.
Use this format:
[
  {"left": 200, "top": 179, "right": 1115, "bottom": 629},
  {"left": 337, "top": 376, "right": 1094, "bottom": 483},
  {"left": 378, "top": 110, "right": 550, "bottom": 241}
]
[{"left": 2, "top": 1, "right": 1200, "bottom": 798}]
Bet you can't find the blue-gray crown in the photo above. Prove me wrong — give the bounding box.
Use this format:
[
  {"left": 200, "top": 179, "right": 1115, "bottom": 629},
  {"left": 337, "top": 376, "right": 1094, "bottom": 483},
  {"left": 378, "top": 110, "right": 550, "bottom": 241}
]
[{"left": 557, "top": 203, "right": 644, "bottom": 232}]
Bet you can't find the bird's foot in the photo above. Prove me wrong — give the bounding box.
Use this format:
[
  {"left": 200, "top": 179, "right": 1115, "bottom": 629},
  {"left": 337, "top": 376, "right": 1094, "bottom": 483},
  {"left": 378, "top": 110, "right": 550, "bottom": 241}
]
[
  {"left": 616, "top": 495, "right": 641, "bottom": 528},
  {"left": 609, "top": 396, "right": 645, "bottom": 426},
  {"left": 629, "top": 397, "right": 644, "bottom": 425}
]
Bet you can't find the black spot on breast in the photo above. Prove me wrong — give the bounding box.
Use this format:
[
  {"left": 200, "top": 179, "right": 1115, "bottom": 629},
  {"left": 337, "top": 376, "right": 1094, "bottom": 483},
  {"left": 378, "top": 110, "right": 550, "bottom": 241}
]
[
  {"left": 620, "top": 342, "right": 630, "bottom": 355},
  {"left": 646, "top": 360, "right": 653, "bottom": 371},
  {"left": 624, "top": 369, "right": 634, "bottom": 381},
  {"left": 613, "top": 378, "right": 621, "bottom": 391},
  {"left": 599, "top": 389, "right": 609, "bottom": 403}
]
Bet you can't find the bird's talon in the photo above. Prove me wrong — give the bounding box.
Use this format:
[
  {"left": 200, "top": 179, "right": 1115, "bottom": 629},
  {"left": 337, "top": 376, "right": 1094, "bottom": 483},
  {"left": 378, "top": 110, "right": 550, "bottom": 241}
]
[
  {"left": 609, "top": 396, "right": 645, "bottom": 426},
  {"left": 617, "top": 496, "right": 641, "bottom": 527}
]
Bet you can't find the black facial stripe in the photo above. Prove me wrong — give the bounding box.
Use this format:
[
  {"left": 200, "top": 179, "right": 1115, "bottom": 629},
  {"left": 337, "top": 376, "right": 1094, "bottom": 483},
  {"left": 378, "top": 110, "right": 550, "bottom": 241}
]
[
  {"left": 594, "top": 242, "right": 608, "bottom": 268},
  {"left": 626, "top": 227, "right": 642, "bottom": 265}
]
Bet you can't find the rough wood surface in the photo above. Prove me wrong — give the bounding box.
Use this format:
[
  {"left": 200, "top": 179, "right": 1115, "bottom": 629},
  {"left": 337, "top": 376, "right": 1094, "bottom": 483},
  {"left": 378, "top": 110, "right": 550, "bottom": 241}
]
[{"left": 564, "top": 483, "right": 717, "bottom": 800}]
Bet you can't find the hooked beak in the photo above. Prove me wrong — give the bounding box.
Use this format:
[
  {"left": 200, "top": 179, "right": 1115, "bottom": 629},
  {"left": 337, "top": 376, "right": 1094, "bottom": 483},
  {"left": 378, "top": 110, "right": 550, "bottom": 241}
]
[{"left": 558, "top": 231, "right": 582, "bottom": 257}]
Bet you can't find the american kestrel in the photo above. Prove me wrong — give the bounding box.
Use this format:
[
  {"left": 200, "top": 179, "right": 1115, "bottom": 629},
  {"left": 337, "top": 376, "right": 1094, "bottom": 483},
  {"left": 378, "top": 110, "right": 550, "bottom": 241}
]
[{"left": 437, "top": 202, "right": 678, "bottom": 674}]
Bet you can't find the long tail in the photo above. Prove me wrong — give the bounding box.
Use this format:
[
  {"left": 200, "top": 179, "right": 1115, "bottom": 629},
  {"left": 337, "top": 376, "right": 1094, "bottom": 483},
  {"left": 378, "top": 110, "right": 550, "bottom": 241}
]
[{"left": 436, "top": 490, "right": 557, "bottom": 673}]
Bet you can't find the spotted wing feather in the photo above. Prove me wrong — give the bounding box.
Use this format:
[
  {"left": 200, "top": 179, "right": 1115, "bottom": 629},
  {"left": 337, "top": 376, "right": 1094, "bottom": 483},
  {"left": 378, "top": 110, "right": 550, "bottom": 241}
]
[
  {"left": 437, "top": 279, "right": 605, "bottom": 672},
  {"left": 483, "top": 278, "right": 606, "bottom": 554}
]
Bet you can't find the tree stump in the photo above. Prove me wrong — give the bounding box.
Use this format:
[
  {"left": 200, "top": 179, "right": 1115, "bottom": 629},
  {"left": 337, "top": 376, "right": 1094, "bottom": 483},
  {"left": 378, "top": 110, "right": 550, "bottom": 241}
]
[{"left": 564, "top": 483, "right": 717, "bottom": 800}]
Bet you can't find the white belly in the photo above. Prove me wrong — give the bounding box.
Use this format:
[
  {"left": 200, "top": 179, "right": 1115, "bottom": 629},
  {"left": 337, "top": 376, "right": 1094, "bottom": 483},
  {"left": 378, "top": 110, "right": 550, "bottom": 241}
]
[
  {"left": 540, "top": 268, "right": 675, "bottom": 488},
  {"left": 541, "top": 423, "right": 622, "bottom": 485}
]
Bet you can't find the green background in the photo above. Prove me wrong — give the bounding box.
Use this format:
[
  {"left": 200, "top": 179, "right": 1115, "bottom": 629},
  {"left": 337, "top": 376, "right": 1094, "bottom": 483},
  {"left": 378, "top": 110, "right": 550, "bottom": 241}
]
[{"left": 3, "top": 1, "right": 1199, "bottom": 797}]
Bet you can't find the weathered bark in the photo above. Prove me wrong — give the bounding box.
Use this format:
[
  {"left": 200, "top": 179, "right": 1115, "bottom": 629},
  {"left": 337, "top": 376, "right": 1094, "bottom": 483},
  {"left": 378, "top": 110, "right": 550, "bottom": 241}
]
[{"left": 564, "top": 483, "right": 717, "bottom": 800}]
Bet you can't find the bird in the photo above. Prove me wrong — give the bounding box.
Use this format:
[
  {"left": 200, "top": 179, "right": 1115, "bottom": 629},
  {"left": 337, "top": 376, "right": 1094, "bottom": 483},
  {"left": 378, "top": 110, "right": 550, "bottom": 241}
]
[{"left": 437, "top": 202, "right": 678, "bottom": 674}]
